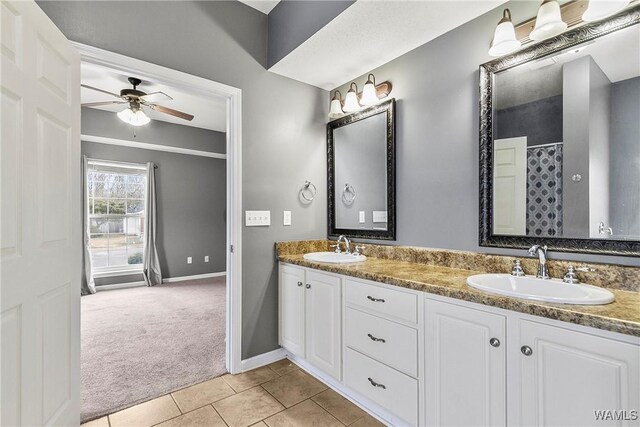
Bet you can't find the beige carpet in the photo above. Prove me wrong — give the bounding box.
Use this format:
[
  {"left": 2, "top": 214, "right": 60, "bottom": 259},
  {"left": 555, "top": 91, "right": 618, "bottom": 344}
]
[{"left": 81, "top": 277, "right": 227, "bottom": 422}]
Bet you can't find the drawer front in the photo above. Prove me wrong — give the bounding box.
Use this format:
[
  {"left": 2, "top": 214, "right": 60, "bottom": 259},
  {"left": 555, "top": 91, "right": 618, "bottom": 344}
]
[
  {"left": 345, "top": 308, "right": 418, "bottom": 377},
  {"left": 345, "top": 279, "right": 418, "bottom": 324},
  {"left": 344, "top": 348, "right": 418, "bottom": 426}
]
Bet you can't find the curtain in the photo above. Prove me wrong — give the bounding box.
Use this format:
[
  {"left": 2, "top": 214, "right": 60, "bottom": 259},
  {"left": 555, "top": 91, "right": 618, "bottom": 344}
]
[
  {"left": 143, "top": 162, "right": 163, "bottom": 286},
  {"left": 81, "top": 155, "right": 96, "bottom": 295},
  {"left": 526, "top": 144, "right": 563, "bottom": 237}
]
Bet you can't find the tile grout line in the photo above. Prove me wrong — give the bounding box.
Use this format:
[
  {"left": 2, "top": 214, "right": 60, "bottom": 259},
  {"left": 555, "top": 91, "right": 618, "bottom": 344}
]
[{"left": 209, "top": 403, "right": 230, "bottom": 427}]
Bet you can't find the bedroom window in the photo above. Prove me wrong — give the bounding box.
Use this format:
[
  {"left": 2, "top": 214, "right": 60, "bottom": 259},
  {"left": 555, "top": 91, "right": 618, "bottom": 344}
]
[{"left": 87, "top": 160, "right": 147, "bottom": 273}]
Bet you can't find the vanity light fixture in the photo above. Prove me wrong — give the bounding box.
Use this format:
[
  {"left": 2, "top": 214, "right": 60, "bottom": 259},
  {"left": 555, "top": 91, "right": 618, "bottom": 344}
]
[
  {"left": 530, "top": 0, "right": 567, "bottom": 41},
  {"left": 489, "top": 9, "right": 522, "bottom": 57},
  {"left": 343, "top": 82, "right": 361, "bottom": 113},
  {"left": 117, "top": 102, "right": 151, "bottom": 126},
  {"left": 582, "top": 0, "right": 630, "bottom": 22},
  {"left": 360, "top": 74, "right": 379, "bottom": 106},
  {"left": 329, "top": 91, "right": 345, "bottom": 119}
]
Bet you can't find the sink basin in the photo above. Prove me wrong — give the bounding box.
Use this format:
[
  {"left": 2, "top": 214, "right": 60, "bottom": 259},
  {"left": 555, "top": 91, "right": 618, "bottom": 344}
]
[
  {"left": 466, "top": 274, "right": 615, "bottom": 305},
  {"left": 303, "top": 252, "right": 366, "bottom": 264}
]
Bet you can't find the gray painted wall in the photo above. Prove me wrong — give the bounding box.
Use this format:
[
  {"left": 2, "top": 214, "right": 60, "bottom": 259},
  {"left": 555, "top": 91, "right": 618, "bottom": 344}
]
[
  {"left": 496, "top": 95, "right": 563, "bottom": 146},
  {"left": 332, "top": 0, "right": 639, "bottom": 267},
  {"left": 82, "top": 107, "right": 226, "bottom": 154},
  {"left": 610, "top": 77, "right": 640, "bottom": 238},
  {"left": 334, "top": 112, "right": 387, "bottom": 229},
  {"left": 39, "top": 0, "right": 328, "bottom": 359},
  {"left": 267, "top": 0, "right": 354, "bottom": 68}
]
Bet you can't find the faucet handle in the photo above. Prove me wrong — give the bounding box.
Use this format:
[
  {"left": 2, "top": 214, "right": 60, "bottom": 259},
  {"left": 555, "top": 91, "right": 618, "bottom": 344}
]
[
  {"left": 330, "top": 244, "right": 341, "bottom": 254},
  {"left": 563, "top": 265, "right": 581, "bottom": 284},
  {"left": 511, "top": 259, "right": 525, "bottom": 277},
  {"left": 576, "top": 265, "right": 595, "bottom": 273},
  {"left": 354, "top": 245, "right": 365, "bottom": 256}
]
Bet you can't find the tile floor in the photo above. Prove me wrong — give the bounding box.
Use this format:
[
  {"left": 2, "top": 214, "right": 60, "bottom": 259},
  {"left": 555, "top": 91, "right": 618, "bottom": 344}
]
[{"left": 81, "top": 359, "right": 386, "bottom": 427}]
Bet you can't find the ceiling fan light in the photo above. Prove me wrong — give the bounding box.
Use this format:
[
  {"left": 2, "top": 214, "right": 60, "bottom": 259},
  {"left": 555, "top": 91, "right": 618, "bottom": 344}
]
[
  {"left": 360, "top": 74, "right": 379, "bottom": 106},
  {"left": 582, "top": 0, "right": 630, "bottom": 22},
  {"left": 130, "top": 109, "right": 151, "bottom": 126},
  {"left": 530, "top": 0, "right": 567, "bottom": 41},
  {"left": 117, "top": 107, "right": 135, "bottom": 123},
  {"left": 343, "top": 83, "right": 361, "bottom": 113},
  {"left": 328, "top": 91, "right": 344, "bottom": 119},
  {"left": 488, "top": 9, "right": 522, "bottom": 57}
]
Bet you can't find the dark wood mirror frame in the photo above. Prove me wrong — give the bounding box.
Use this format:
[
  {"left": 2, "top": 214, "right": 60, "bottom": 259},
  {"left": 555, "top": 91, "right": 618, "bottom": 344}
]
[
  {"left": 479, "top": 5, "right": 640, "bottom": 256},
  {"left": 327, "top": 99, "right": 396, "bottom": 240}
]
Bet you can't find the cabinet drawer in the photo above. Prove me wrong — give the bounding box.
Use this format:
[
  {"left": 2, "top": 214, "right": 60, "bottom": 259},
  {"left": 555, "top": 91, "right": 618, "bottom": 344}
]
[
  {"left": 345, "top": 279, "right": 418, "bottom": 324},
  {"left": 345, "top": 308, "right": 418, "bottom": 377},
  {"left": 344, "top": 348, "right": 418, "bottom": 426}
]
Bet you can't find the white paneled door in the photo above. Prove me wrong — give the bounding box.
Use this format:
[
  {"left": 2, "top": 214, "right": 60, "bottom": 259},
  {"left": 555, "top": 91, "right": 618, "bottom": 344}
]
[
  {"left": 1, "top": 1, "right": 81, "bottom": 426},
  {"left": 493, "top": 137, "right": 527, "bottom": 236}
]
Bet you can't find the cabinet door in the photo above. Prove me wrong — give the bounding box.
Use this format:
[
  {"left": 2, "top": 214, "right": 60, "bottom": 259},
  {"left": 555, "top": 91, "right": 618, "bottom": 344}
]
[
  {"left": 279, "top": 264, "right": 306, "bottom": 357},
  {"left": 305, "top": 270, "right": 342, "bottom": 380},
  {"left": 425, "top": 299, "right": 506, "bottom": 426},
  {"left": 518, "top": 320, "right": 640, "bottom": 427}
]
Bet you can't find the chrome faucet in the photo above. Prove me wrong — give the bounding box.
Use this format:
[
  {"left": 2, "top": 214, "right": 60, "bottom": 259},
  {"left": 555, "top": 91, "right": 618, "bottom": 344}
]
[
  {"left": 528, "top": 245, "right": 549, "bottom": 279},
  {"left": 336, "top": 235, "right": 352, "bottom": 254}
]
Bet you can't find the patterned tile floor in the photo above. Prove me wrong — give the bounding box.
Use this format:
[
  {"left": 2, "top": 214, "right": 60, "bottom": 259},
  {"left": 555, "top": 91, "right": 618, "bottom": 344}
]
[{"left": 81, "top": 359, "right": 386, "bottom": 427}]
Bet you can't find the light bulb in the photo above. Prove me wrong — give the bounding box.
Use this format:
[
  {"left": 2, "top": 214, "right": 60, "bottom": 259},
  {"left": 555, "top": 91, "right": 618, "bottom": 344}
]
[
  {"left": 488, "top": 9, "right": 521, "bottom": 57},
  {"left": 117, "top": 107, "right": 134, "bottom": 123},
  {"left": 360, "top": 74, "right": 378, "bottom": 106},
  {"left": 530, "top": 0, "right": 567, "bottom": 41},
  {"left": 582, "top": 0, "right": 630, "bottom": 22},
  {"left": 328, "top": 91, "right": 344, "bottom": 119},
  {"left": 343, "top": 83, "right": 361, "bottom": 113}
]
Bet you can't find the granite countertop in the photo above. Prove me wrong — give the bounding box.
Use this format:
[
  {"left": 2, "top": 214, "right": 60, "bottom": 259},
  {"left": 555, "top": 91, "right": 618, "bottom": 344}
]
[{"left": 279, "top": 254, "right": 640, "bottom": 338}]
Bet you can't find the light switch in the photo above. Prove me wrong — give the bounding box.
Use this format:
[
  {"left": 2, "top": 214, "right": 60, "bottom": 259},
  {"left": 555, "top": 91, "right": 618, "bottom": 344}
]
[
  {"left": 187, "top": 256, "right": 192, "bottom": 264},
  {"left": 283, "top": 211, "right": 292, "bottom": 226},
  {"left": 359, "top": 211, "right": 365, "bottom": 223},
  {"left": 373, "top": 211, "right": 388, "bottom": 223},
  {"left": 204, "top": 256, "right": 209, "bottom": 263},
  {"left": 245, "top": 210, "right": 271, "bottom": 226}
]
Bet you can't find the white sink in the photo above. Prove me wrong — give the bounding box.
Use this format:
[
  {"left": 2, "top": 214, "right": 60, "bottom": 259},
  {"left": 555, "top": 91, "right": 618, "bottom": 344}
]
[
  {"left": 466, "top": 274, "right": 615, "bottom": 305},
  {"left": 303, "top": 251, "right": 366, "bottom": 264}
]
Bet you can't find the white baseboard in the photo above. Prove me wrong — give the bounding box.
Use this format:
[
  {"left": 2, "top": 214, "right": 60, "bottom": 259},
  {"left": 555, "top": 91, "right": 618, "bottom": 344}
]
[
  {"left": 97, "top": 281, "right": 146, "bottom": 291},
  {"left": 162, "top": 272, "right": 226, "bottom": 283},
  {"left": 240, "top": 348, "right": 286, "bottom": 372}
]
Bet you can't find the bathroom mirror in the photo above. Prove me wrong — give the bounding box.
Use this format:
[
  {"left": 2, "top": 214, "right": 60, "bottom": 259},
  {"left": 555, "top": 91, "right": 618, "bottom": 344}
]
[
  {"left": 479, "top": 7, "right": 640, "bottom": 255},
  {"left": 328, "top": 99, "right": 395, "bottom": 240}
]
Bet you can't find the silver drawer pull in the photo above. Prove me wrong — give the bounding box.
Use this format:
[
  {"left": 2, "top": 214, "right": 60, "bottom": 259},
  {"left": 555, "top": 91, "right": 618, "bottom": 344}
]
[
  {"left": 367, "top": 333, "right": 386, "bottom": 343},
  {"left": 366, "top": 296, "right": 385, "bottom": 303},
  {"left": 367, "top": 377, "right": 386, "bottom": 389}
]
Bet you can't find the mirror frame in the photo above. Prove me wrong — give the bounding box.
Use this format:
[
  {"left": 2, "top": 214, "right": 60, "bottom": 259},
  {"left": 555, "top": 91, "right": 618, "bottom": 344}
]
[
  {"left": 327, "top": 98, "right": 396, "bottom": 240},
  {"left": 479, "top": 5, "right": 640, "bottom": 256}
]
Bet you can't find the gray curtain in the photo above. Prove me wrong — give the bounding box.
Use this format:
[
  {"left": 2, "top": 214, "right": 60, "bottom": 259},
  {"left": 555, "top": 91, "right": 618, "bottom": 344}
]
[
  {"left": 81, "top": 156, "right": 96, "bottom": 295},
  {"left": 143, "top": 162, "right": 163, "bottom": 286}
]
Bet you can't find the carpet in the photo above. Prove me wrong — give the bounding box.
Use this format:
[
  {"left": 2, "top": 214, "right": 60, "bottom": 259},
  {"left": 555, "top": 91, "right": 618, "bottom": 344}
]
[{"left": 81, "top": 277, "right": 227, "bottom": 422}]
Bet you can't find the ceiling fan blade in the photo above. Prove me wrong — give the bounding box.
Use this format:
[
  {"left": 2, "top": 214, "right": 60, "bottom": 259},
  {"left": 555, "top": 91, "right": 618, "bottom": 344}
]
[
  {"left": 148, "top": 104, "right": 194, "bottom": 121},
  {"left": 140, "top": 91, "right": 173, "bottom": 103},
  {"left": 81, "top": 84, "right": 123, "bottom": 99},
  {"left": 82, "top": 101, "right": 127, "bottom": 108}
]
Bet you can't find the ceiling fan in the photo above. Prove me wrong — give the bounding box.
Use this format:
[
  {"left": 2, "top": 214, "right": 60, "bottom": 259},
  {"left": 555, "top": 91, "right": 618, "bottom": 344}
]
[{"left": 81, "top": 77, "right": 195, "bottom": 126}]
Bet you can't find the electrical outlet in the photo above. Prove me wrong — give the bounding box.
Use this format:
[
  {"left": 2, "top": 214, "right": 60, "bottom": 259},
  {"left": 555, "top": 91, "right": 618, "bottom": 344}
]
[
  {"left": 204, "top": 256, "right": 209, "bottom": 263},
  {"left": 359, "top": 211, "right": 365, "bottom": 223},
  {"left": 283, "top": 210, "right": 291, "bottom": 226},
  {"left": 245, "top": 210, "right": 271, "bottom": 226},
  {"left": 187, "top": 256, "right": 192, "bottom": 264}
]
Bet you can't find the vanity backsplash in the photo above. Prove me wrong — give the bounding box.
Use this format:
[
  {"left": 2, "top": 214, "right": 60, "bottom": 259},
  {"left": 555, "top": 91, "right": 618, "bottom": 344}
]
[{"left": 275, "top": 240, "right": 639, "bottom": 292}]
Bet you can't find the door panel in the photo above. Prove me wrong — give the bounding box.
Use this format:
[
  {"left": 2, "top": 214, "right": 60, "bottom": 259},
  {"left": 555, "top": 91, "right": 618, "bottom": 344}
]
[
  {"left": 1, "top": 1, "right": 80, "bottom": 425},
  {"left": 279, "top": 265, "right": 305, "bottom": 357},
  {"left": 493, "top": 137, "right": 527, "bottom": 236},
  {"left": 425, "top": 299, "right": 506, "bottom": 426}
]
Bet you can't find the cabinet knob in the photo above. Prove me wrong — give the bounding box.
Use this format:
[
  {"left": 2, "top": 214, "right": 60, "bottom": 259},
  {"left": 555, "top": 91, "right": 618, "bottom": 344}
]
[
  {"left": 297, "top": 281, "right": 303, "bottom": 287},
  {"left": 367, "top": 377, "right": 386, "bottom": 389},
  {"left": 521, "top": 345, "right": 533, "bottom": 356},
  {"left": 305, "top": 284, "right": 311, "bottom": 289},
  {"left": 489, "top": 338, "right": 501, "bottom": 347}
]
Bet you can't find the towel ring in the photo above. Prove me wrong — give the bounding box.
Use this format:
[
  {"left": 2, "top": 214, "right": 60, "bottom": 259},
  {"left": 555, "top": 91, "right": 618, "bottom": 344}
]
[
  {"left": 342, "top": 184, "right": 356, "bottom": 205},
  {"left": 300, "top": 180, "right": 317, "bottom": 202}
]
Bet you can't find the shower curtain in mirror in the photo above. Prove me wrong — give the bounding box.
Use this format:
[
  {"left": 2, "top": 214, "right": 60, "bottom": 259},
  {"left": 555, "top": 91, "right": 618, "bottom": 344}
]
[
  {"left": 527, "top": 144, "right": 563, "bottom": 237},
  {"left": 143, "top": 162, "right": 163, "bottom": 286},
  {"left": 81, "top": 155, "right": 96, "bottom": 295}
]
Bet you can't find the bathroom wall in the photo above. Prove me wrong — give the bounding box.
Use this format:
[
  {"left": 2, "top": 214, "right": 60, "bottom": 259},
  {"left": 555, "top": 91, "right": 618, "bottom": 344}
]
[
  {"left": 81, "top": 108, "right": 226, "bottom": 285},
  {"left": 610, "top": 77, "right": 640, "bottom": 238},
  {"left": 495, "top": 95, "right": 563, "bottom": 146},
  {"left": 332, "top": 0, "right": 639, "bottom": 267},
  {"left": 39, "top": 0, "right": 328, "bottom": 359}
]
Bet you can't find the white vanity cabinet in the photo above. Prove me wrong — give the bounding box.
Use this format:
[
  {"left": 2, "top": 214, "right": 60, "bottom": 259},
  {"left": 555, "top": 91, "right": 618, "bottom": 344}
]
[
  {"left": 424, "top": 298, "right": 506, "bottom": 426},
  {"left": 279, "top": 264, "right": 342, "bottom": 380}
]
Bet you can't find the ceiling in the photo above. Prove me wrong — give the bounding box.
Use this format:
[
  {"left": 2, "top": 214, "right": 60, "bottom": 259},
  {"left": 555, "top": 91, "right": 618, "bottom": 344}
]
[
  {"left": 268, "top": 0, "right": 507, "bottom": 90},
  {"left": 238, "top": 0, "right": 280, "bottom": 14},
  {"left": 81, "top": 62, "right": 227, "bottom": 132}
]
